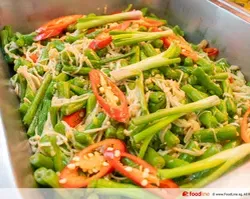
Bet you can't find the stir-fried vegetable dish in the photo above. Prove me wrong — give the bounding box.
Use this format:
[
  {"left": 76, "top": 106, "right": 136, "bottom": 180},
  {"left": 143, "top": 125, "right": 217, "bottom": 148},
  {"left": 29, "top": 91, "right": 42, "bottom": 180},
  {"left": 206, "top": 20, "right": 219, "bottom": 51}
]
[{"left": 1, "top": 4, "right": 250, "bottom": 197}]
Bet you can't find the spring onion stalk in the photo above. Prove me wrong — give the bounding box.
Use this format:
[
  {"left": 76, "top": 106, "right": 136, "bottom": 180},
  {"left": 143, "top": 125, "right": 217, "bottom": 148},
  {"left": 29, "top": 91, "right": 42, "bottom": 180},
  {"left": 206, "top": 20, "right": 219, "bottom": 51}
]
[
  {"left": 91, "top": 51, "right": 135, "bottom": 65},
  {"left": 138, "top": 134, "right": 154, "bottom": 158},
  {"left": 77, "top": 10, "right": 143, "bottom": 30},
  {"left": 188, "top": 158, "right": 239, "bottom": 188},
  {"left": 133, "top": 114, "right": 183, "bottom": 143},
  {"left": 133, "top": 95, "right": 220, "bottom": 125},
  {"left": 110, "top": 43, "right": 181, "bottom": 81},
  {"left": 88, "top": 180, "right": 159, "bottom": 199},
  {"left": 111, "top": 30, "right": 173, "bottom": 46},
  {"left": 158, "top": 143, "right": 250, "bottom": 180},
  {"left": 136, "top": 73, "right": 149, "bottom": 115}
]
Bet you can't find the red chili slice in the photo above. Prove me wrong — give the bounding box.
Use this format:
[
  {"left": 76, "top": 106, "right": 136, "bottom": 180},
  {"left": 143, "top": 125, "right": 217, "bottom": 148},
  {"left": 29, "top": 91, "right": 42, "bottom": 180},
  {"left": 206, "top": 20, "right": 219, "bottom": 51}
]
[
  {"left": 30, "top": 53, "right": 38, "bottom": 63},
  {"left": 104, "top": 151, "right": 178, "bottom": 188},
  {"left": 88, "top": 33, "right": 112, "bottom": 51},
  {"left": 62, "top": 109, "right": 85, "bottom": 128},
  {"left": 229, "top": 76, "right": 234, "bottom": 83},
  {"left": 105, "top": 21, "right": 131, "bottom": 32},
  {"left": 159, "top": 179, "right": 179, "bottom": 188},
  {"left": 89, "top": 69, "right": 129, "bottom": 123},
  {"left": 59, "top": 139, "right": 126, "bottom": 188},
  {"left": 203, "top": 47, "right": 219, "bottom": 57},
  {"left": 151, "top": 27, "right": 199, "bottom": 61},
  {"left": 104, "top": 151, "right": 179, "bottom": 198},
  {"left": 129, "top": 17, "right": 165, "bottom": 28},
  {"left": 35, "top": 28, "right": 63, "bottom": 41},
  {"left": 140, "top": 17, "right": 165, "bottom": 27},
  {"left": 104, "top": 151, "right": 159, "bottom": 188},
  {"left": 35, "top": 15, "right": 83, "bottom": 41},
  {"left": 87, "top": 28, "right": 96, "bottom": 34}
]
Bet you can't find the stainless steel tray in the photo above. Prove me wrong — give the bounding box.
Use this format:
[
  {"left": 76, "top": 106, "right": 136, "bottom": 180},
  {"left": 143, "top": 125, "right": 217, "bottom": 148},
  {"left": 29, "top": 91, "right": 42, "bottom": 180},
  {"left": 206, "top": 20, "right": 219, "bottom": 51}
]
[{"left": 0, "top": 0, "right": 250, "bottom": 190}]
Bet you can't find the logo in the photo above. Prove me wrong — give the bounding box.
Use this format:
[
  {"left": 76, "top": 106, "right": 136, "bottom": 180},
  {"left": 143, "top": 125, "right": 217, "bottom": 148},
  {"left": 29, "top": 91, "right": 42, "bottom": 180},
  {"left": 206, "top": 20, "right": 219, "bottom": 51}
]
[
  {"left": 182, "top": 191, "right": 189, "bottom": 196},
  {"left": 182, "top": 191, "right": 210, "bottom": 197}
]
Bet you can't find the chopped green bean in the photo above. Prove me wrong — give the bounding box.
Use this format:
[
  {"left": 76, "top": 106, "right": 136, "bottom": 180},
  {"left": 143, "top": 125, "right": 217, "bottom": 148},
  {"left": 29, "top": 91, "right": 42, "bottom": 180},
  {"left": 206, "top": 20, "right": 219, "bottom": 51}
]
[
  {"left": 23, "top": 73, "right": 52, "bottom": 125},
  {"left": 144, "top": 147, "right": 165, "bottom": 169},
  {"left": 164, "top": 130, "right": 180, "bottom": 147},
  {"left": 194, "top": 125, "right": 238, "bottom": 143},
  {"left": 163, "top": 154, "right": 189, "bottom": 168},
  {"left": 179, "top": 140, "right": 200, "bottom": 163}
]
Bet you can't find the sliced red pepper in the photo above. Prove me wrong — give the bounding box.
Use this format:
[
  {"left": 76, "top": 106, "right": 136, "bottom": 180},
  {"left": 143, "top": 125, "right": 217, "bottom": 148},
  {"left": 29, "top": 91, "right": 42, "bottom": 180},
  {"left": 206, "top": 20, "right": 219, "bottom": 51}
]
[
  {"left": 115, "top": 21, "right": 131, "bottom": 30},
  {"left": 151, "top": 27, "right": 161, "bottom": 32},
  {"left": 140, "top": 17, "right": 165, "bottom": 27},
  {"left": 30, "top": 54, "right": 38, "bottom": 63},
  {"left": 151, "top": 27, "right": 199, "bottom": 61},
  {"left": 105, "top": 21, "right": 131, "bottom": 32},
  {"left": 130, "top": 17, "right": 165, "bottom": 28},
  {"left": 35, "top": 15, "right": 83, "bottom": 41},
  {"left": 104, "top": 151, "right": 159, "bottom": 188},
  {"left": 203, "top": 47, "right": 219, "bottom": 57},
  {"left": 35, "top": 28, "right": 63, "bottom": 41},
  {"left": 104, "top": 151, "right": 179, "bottom": 198},
  {"left": 159, "top": 179, "right": 179, "bottom": 188},
  {"left": 60, "top": 139, "right": 126, "bottom": 188},
  {"left": 229, "top": 76, "right": 234, "bottom": 83},
  {"left": 241, "top": 107, "right": 250, "bottom": 143},
  {"left": 88, "top": 33, "right": 112, "bottom": 51},
  {"left": 36, "top": 15, "right": 83, "bottom": 33},
  {"left": 162, "top": 37, "right": 171, "bottom": 48},
  {"left": 89, "top": 70, "right": 129, "bottom": 123},
  {"left": 29, "top": 53, "right": 38, "bottom": 63},
  {"left": 87, "top": 28, "right": 96, "bottom": 34},
  {"left": 62, "top": 109, "right": 85, "bottom": 128},
  {"left": 104, "top": 151, "right": 178, "bottom": 188}
]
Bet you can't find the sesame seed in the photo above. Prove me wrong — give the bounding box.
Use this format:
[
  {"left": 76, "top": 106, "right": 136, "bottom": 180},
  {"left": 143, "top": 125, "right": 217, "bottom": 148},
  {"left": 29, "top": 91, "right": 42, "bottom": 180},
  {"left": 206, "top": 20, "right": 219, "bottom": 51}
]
[
  {"left": 248, "top": 123, "right": 250, "bottom": 127},
  {"left": 67, "top": 163, "right": 76, "bottom": 170},
  {"left": 106, "top": 121, "right": 111, "bottom": 126},
  {"left": 102, "top": 161, "right": 109, "bottom": 167},
  {"left": 83, "top": 155, "right": 88, "bottom": 160},
  {"left": 144, "top": 168, "right": 150, "bottom": 173},
  {"left": 75, "top": 162, "right": 80, "bottom": 167},
  {"left": 234, "top": 115, "right": 239, "bottom": 120},
  {"left": 92, "top": 168, "right": 99, "bottom": 173},
  {"left": 107, "top": 147, "right": 114, "bottom": 151},
  {"left": 114, "top": 150, "right": 121, "bottom": 157},
  {"left": 123, "top": 129, "right": 131, "bottom": 136},
  {"left": 99, "top": 87, "right": 105, "bottom": 93},
  {"left": 73, "top": 156, "right": 80, "bottom": 162},
  {"left": 141, "top": 179, "right": 148, "bottom": 186},
  {"left": 88, "top": 169, "right": 93, "bottom": 174},
  {"left": 35, "top": 135, "right": 41, "bottom": 140},
  {"left": 114, "top": 96, "right": 119, "bottom": 102},
  {"left": 125, "top": 166, "right": 133, "bottom": 172},
  {"left": 94, "top": 151, "right": 100, "bottom": 156},
  {"left": 79, "top": 112, "right": 84, "bottom": 117},
  {"left": 59, "top": 178, "right": 67, "bottom": 184},
  {"left": 145, "top": 78, "right": 152, "bottom": 85},
  {"left": 88, "top": 153, "right": 94, "bottom": 157},
  {"left": 142, "top": 172, "right": 149, "bottom": 178}
]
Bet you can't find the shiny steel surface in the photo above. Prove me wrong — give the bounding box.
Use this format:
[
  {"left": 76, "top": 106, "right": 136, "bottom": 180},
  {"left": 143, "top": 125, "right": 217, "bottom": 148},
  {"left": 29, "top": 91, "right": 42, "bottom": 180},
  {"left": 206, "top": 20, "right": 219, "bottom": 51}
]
[{"left": 0, "top": 0, "right": 250, "bottom": 191}]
